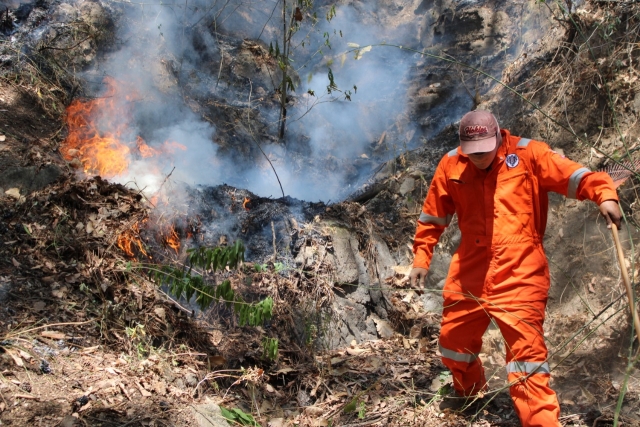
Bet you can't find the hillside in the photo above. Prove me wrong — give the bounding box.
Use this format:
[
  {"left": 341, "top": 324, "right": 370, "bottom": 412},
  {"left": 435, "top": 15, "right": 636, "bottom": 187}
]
[{"left": 1, "top": 0, "right": 639, "bottom": 426}]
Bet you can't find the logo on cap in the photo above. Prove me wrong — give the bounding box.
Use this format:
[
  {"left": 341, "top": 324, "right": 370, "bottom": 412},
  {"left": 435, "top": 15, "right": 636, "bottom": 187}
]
[
  {"left": 506, "top": 154, "right": 519, "bottom": 168},
  {"left": 464, "top": 125, "right": 489, "bottom": 138}
]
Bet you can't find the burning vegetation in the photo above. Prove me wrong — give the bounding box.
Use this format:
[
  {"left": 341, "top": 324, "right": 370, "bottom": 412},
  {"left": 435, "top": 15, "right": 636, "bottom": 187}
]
[{"left": 61, "top": 77, "right": 187, "bottom": 181}]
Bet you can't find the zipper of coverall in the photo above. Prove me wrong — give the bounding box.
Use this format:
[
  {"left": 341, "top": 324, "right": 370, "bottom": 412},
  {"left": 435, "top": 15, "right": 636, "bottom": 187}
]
[{"left": 482, "top": 144, "right": 508, "bottom": 293}]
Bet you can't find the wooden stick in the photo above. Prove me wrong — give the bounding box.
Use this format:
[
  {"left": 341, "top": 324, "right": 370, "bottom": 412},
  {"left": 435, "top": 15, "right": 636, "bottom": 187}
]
[{"left": 610, "top": 223, "right": 640, "bottom": 344}]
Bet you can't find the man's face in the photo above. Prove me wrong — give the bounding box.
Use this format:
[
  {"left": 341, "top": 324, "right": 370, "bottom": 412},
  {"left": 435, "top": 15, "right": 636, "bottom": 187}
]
[{"left": 467, "top": 140, "right": 498, "bottom": 170}]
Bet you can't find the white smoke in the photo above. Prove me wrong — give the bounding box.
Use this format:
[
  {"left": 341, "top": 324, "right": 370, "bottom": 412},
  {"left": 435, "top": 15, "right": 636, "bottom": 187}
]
[{"left": 80, "top": 0, "right": 417, "bottom": 202}]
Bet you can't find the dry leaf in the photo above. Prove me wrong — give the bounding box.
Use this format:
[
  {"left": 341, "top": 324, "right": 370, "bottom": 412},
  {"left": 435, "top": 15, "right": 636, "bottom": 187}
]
[
  {"left": 265, "top": 384, "right": 276, "bottom": 393},
  {"left": 5, "top": 188, "right": 20, "bottom": 199},
  {"left": 330, "top": 357, "right": 346, "bottom": 366},
  {"left": 208, "top": 355, "right": 226, "bottom": 367},
  {"left": 11, "top": 258, "right": 20, "bottom": 268},
  {"left": 33, "top": 301, "right": 46, "bottom": 311},
  {"left": 210, "top": 330, "right": 223, "bottom": 346},
  {"left": 402, "top": 290, "right": 415, "bottom": 303},
  {"left": 418, "top": 337, "right": 429, "bottom": 353},
  {"left": 18, "top": 350, "right": 32, "bottom": 361},
  {"left": 81, "top": 346, "right": 99, "bottom": 354},
  {"left": 153, "top": 381, "right": 167, "bottom": 396},
  {"left": 346, "top": 347, "right": 367, "bottom": 356},
  {"left": 409, "top": 324, "right": 422, "bottom": 339},
  {"left": 95, "top": 379, "right": 117, "bottom": 390},
  {"left": 392, "top": 265, "right": 412, "bottom": 276},
  {"left": 366, "top": 356, "right": 382, "bottom": 371},
  {"left": 0, "top": 135, "right": 6, "bottom": 142},
  {"left": 371, "top": 315, "right": 394, "bottom": 338},
  {"left": 304, "top": 406, "right": 324, "bottom": 417},
  {"left": 118, "top": 383, "right": 132, "bottom": 401},
  {"left": 136, "top": 381, "right": 152, "bottom": 397},
  {"left": 41, "top": 330, "right": 66, "bottom": 339},
  {"left": 153, "top": 307, "right": 166, "bottom": 320},
  {"left": 590, "top": 147, "right": 604, "bottom": 158},
  {"left": 6, "top": 350, "right": 24, "bottom": 367},
  {"left": 51, "top": 289, "right": 66, "bottom": 298},
  {"left": 267, "top": 418, "right": 284, "bottom": 427},
  {"left": 14, "top": 394, "right": 38, "bottom": 400}
]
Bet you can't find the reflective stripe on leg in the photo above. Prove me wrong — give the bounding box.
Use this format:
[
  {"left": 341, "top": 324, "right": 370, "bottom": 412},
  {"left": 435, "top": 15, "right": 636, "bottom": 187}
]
[
  {"left": 439, "top": 344, "right": 479, "bottom": 363},
  {"left": 506, "top": 361, "right": 550, "bottom": 375}
]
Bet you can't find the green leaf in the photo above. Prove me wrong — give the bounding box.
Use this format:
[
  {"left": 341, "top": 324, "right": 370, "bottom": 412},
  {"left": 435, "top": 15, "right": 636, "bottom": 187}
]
[
  {"left": 343, "top": 398, "right": 358, "bottom": 413},
  {"left": 220, "top": 406, "right": 237, "bottom": 422}
]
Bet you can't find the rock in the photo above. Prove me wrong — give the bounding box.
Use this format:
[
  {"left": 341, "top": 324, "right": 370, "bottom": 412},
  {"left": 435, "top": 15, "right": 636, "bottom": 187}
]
[
  {"left": 327, "top": 226, "right": 361, "bottom": 286},
  {"left": 185, "top": 372, "right": 199, "bottom": 387},
  {"left": 192, "top": 400, "right": 230, "bottom": 427},
  {"left": 60, "top": 415, "right": 79, "bottom": 427},
  {"left": 399, "top": 177, "right": 416, "bottom": 196}
]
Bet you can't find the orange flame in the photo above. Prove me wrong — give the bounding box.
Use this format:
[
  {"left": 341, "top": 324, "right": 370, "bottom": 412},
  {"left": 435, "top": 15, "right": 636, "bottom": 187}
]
[
  {"left": 243, "top": 197, "right": 250, "bottom": 211},
  {"left": 117, "top": 222, "right": 147, "bottom": 258},
  {"left": 164, "top": 225, "right": 181, "bottom": 254},
  {"left": 60, "top": 77, "right": 188, "bottom": 180},
  {"left": 137, "top": 136, "right": 159, "bottom": 158},
  {"left": 61, "top": 77, "right": 133, "bottom": 178}
]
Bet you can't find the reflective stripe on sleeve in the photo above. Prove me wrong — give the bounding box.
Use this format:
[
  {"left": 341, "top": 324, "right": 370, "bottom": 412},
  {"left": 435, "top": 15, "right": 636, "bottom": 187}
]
[
  {"left": 517, "top": 138, "right": 531, "bottom": 147},
  {"left": 419, "top": 212, "right": 452, "bottom": 226},
  {"left": 506, "top": 361, "right": 550, "bottom": 375},
  {"left": 439, "top": 344, "right": 478, "bottom": 363},
  {"left": 448, "top": 148, "right": 458, "bottom": 157},
  {"left": 568, "top": 167, "right": 590, "bottom": 199}
]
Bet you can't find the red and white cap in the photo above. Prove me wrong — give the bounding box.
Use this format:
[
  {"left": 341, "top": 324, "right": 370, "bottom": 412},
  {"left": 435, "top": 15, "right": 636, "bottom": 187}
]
[{"left": 459, "top": 110, "right": 500, "bottom": 154}]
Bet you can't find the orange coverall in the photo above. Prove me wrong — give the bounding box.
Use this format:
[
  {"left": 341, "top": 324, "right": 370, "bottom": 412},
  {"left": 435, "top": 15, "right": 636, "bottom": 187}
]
[{"left": 413, "top": 129, "right": 618, "bottom": 426}]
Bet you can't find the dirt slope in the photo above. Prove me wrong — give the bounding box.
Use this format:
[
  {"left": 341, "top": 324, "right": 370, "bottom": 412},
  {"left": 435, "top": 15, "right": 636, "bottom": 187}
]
[{"left": 1, "top": 0, "right": 640, "bottom": 426}]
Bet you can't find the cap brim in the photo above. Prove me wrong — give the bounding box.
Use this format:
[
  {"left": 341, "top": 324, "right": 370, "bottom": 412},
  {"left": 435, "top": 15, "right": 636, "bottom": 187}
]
[{"left": 460, "top": 135, "right": 497, "bottom": 155}]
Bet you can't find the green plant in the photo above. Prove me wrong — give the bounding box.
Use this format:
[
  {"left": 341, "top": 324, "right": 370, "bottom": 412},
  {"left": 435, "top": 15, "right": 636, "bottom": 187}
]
[
  {"left": 220, "top": 406, "right": 258, "bottom": 426},
  {"left": 254, "top": 263, "right": 268, "bottom": 273},
  {"left": 273, "top": 262, "right": 285, "bottom": 273},
  {"left": 357, "top": 401, "right": 366, "bottom": 419},
  {"left": 125, "top": 323, "right": 146, "bottom": 339},
  {"left": 125, "top": 324, "right": 148, "bottom": 359},
  {"left": 150, "top": 241, "right": 273, "bottom": 326},
  {"left": 305, "top": 323, "right": 318, "bottom": 347},
  {"left": 262, "top": 337, "right": 279, "bottom": 361}
]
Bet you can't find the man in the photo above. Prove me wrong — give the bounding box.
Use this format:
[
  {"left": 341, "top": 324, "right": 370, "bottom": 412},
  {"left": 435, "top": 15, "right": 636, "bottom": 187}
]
[{"left": 409, "top": 110, "right": 621, "bottom": 427}]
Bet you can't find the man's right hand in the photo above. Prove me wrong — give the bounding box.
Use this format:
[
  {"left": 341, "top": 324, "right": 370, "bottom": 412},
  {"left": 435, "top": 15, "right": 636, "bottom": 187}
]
[{"left": 409, "top": 267, "right": 429, "bottom": 288}]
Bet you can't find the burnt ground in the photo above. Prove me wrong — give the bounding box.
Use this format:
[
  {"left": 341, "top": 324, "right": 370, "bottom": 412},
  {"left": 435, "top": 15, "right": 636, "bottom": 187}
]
[{"left": 1, "top": 0, "right": 640, "bottom": 426}]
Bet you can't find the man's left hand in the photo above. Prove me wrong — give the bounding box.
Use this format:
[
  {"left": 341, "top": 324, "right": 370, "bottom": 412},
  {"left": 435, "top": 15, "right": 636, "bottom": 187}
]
[{"left": 599, "top": 199, "right": 622, "bottom": 229}]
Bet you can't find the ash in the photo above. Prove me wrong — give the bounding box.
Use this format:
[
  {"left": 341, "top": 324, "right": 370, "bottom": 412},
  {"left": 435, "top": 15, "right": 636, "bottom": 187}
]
[{"left": 155, "top": 183, "right": 327, "bottom": 265}]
